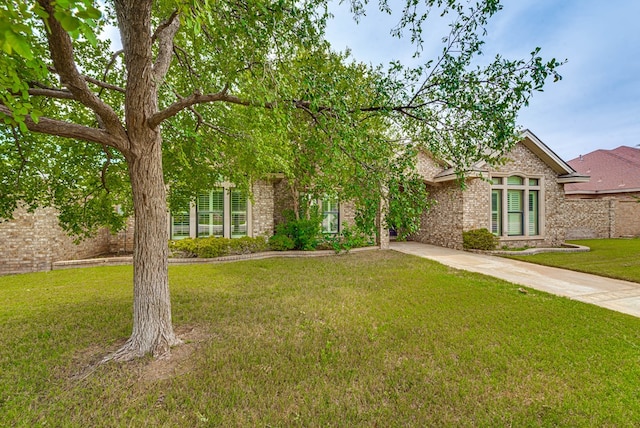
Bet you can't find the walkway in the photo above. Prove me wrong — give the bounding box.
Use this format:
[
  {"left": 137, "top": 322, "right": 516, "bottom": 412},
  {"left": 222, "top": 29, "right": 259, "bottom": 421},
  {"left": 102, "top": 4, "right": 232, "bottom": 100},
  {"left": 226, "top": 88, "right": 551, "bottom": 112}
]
[{"left": 391, "top": 241, "right": 640, "bottom": 318}]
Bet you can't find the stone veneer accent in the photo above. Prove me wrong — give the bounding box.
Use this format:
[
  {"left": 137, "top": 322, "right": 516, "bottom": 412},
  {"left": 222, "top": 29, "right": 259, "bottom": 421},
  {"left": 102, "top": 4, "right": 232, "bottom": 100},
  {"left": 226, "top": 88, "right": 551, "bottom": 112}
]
[{"left": 0, "top": 206, "right": 113, "bottom": 275}]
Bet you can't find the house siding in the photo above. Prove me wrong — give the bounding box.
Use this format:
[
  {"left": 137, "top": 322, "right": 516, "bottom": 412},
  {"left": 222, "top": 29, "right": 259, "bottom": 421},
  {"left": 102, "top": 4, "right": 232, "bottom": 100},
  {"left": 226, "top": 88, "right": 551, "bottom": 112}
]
[
  {"left": 0, "top": 206, "right": 113, "bottom": 275},
  {"left": 413, "top": 141, "right": 568, "bottom": 249},
  {"left": 251, "top": 180, "right": 275, "bottom": 237},
  {"left": 412, "top": 182, "right": 464, "bottom": 249}
]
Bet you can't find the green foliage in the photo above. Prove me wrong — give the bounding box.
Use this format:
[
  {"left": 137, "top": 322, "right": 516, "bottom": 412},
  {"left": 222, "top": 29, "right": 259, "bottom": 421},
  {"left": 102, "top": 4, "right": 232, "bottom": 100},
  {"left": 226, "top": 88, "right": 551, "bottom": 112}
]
[
  {"left": 0, "top": 0, "right": 564, "bottom": 241},
  {"left": 321, "top": 224, "right": 373, "bottom": 253},
  {"left": 273, "top": 210, "right": 323, "bottom": 250},
  {"left": 386, "top": 169, "right": 432, "bottom": 240},
  {"left": 268, "top": 234, "right": 295, "bottom": 251},
  {"left": 462, "top": 228, "right": 499, "bottom": 251},
  {"left": 168, "top": 236, "right": 268, "bottom": 258},
  {"left": 229, "top": 235, "right": 269, "bottom": 254}
]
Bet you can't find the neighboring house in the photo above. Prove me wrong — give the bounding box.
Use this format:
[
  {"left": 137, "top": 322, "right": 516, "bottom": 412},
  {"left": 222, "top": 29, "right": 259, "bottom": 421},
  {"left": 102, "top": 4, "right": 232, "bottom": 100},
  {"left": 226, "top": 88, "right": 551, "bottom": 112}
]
[
  {"left": 411, "top": 129, "right": 589, "bottom": 249},
  {"left": 563, "top": 146, "right": 640, "bottom": 238}
]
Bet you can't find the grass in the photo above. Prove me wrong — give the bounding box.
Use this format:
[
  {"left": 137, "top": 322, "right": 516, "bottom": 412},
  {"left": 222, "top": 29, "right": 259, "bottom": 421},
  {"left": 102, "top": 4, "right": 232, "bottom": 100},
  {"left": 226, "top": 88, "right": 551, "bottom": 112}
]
[
  {"left": 2, "top": 251, "right": 640, "bottom": 426},
  {"left": 504, "top": 238, "right": 640, "bottom": 283}
]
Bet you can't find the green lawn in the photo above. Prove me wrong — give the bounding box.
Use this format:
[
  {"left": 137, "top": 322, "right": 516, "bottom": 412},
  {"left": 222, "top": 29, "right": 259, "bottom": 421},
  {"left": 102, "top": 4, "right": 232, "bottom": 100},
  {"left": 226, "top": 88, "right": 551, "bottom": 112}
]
[
  {"left": 505, "top": 238, "right": 640, "bottom": 283},
  {"left": 2, "top": 251, "right": 640, "bottom": 426}
]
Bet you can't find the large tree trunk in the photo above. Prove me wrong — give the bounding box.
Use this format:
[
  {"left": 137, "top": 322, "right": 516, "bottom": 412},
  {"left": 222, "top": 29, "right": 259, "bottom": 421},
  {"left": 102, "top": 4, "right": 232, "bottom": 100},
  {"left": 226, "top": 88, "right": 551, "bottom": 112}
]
[
  {"left": 100, "top": 0, "right": 180, "bottom": 361},
  {"left": 107, "top": 136, "right": 181, "bottom": 361}
]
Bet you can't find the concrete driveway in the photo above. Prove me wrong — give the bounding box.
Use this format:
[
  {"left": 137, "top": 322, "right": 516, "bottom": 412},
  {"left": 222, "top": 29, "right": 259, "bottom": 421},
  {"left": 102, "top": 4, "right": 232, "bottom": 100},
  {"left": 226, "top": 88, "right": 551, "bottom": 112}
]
[{"left": 391, "top": 241, "right": 640, "bottom": 318}]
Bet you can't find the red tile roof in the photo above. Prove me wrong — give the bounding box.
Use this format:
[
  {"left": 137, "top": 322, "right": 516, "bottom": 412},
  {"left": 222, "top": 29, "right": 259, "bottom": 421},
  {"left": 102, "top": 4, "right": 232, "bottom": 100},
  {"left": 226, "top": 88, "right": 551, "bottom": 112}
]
[{"left": 565, "top": 146, "right": 640, "bottom": 194}]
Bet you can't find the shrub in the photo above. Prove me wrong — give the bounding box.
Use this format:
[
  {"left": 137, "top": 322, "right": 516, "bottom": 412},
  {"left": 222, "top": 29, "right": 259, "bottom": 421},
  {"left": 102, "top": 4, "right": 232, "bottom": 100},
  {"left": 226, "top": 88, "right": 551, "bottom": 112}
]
[
  {"left": 462, "top": 228, "right": 499, "bottom": 251},
  {"left": 193, "top": 236, "right": 231, "bottom": 258},
  {"left": 268, "top": 234, "right": 295, "bottom": 251},
  {"left": 274, "top": 211, "right": 322, "bottom": 250},
  {"left": 229, "top": 236, "right": 269, "bottom": 254},
  {"left": 169, "top": 236, "right": 269, "bottom": 258},
  {"left": 168, "top": 238, "right": 199, "bottom": 258},
  {"left": 322, "top": 224, "right": 373, "bottom": 253}
]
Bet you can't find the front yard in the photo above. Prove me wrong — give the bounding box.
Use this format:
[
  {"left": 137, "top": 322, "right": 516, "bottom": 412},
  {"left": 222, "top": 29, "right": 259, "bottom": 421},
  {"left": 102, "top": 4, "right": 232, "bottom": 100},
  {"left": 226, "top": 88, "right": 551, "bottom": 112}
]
[
  {"left": 504, "top": 238, "right": 640, "bottom": 283},
  {"left": 1, "top": 251, "right": 640, "bottom": 426}
]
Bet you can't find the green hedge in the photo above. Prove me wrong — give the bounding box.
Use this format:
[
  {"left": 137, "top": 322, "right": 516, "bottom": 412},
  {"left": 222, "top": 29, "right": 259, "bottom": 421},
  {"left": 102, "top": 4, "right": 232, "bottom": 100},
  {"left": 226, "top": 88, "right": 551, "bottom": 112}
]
[{"left": 169, "top": 236, "right": 269, "bottom": 258}]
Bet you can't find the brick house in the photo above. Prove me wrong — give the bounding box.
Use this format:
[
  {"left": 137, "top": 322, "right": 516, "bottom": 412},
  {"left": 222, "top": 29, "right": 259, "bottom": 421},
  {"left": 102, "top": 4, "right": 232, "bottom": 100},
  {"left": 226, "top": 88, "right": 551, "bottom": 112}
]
[
  {"left": 166, "top": 178, "right": 358, "bottom": 242},
  {"left": 0, "top": 177, "right": 360, "bottom": 275},
  {"left": 0, "top": 129, "right": 593, "bottom": 274},
  {"left": 563, "top": 146, "right": 640, "bottom": 239},
  {"left": 411, "top": 129, "right": 589, "bottom": 249}
]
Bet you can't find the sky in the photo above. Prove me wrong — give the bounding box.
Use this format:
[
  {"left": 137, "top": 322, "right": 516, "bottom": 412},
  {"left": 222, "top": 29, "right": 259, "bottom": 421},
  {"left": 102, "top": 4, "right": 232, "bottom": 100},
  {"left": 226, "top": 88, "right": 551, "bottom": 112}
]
[{"left": 324, "top": 0, "right": 640, "bottom": 161}]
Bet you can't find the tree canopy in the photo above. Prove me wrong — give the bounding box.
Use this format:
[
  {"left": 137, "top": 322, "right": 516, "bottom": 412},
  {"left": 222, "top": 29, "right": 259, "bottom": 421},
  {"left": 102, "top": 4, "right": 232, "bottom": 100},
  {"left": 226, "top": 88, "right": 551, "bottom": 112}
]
[{"left": 0, "top": 0, "right": 562, "bottom": 359}]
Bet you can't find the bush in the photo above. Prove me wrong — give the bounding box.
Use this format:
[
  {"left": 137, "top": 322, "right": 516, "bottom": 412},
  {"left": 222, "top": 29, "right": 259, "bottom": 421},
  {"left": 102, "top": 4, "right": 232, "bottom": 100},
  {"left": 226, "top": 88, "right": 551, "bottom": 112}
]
[
  {"left": 169, "top": 236, "right": 269, "bottom": 258},
  {"left": 321, "top": 225, "right": 373, "bottom": 253},
  {"left": 193, "top": 236, "right": 231, "bottom": 258},
  {"left": 168, "top": 238, "right": 199, "bottom": 258},
  {"left": 229, "top": 236, "right": 269, "bottom": 254},
  {"left": 274, "top": 212, "right": 322, "bottom": 250},
  {"left": 268, "top": 234, "right": 295, "bottom": 251},
  {"left": 462, "top": 228, "right": 499, "bottom": 251}
]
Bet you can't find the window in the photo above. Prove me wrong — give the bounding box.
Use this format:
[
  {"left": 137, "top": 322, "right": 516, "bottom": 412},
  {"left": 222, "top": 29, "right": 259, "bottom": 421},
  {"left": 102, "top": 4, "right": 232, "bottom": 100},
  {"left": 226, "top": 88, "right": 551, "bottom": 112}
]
[
  {"left": 171, "top": 186, "right": 250, "bottom": 240},
  {"left": 507, "top": 189, "right": 524, "bottom": 236},
  {"left": 321, "top": 197, "right": 339, "bottom": 234},
  {"left": 491, "top": 189, "right": 502, "bottom": 235},
  {"left": 230, "top": 189, "right": 248, "bottom": 238},
  {"left": 171, "top": 210, "right": 190, "bottom": 240},
  {"left": 491, "top": 175, "right": 541, "bottom": 238},
  {"left": 197, "top": 189, "right": 224, "bottom": 237}
]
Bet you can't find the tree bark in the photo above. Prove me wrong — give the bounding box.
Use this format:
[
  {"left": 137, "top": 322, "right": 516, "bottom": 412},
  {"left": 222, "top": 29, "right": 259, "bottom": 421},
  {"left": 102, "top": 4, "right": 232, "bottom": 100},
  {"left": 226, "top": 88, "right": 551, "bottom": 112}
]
[
  {"left": 102, "top": 0, "right": 180, "bottom": 361},
  {"left": 106, "top": 135, "right": 181, "bottom": 361}
]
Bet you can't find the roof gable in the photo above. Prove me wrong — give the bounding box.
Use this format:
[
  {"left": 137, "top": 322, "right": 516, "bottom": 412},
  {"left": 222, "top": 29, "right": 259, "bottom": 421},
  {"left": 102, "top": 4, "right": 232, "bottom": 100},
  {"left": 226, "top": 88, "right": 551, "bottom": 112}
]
[{"left": 427, "top": 129, "right": 589, "bottom": 183}]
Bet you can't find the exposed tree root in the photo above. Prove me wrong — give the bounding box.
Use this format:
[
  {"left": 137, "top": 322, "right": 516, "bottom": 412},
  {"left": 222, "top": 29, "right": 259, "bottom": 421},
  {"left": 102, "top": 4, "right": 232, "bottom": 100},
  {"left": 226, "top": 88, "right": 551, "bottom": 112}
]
[{"left": 101, "top": 333, "right": 183, "bottom": 363}]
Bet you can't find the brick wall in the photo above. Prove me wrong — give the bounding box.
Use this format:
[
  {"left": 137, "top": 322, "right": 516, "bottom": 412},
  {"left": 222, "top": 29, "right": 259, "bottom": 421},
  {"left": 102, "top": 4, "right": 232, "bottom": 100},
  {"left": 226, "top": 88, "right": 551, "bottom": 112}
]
[
  {"left": 562, "top": 199, "right": 613, "bottom": 239},
  {"left": 616, "top": 197, "right": 640, "bottom": 237},
  {"left": 412, "top": 142, "right": 569, "bottom": 249},
  {"left": 110, "top": 217, "right": 135, "bottom": 254},
  {"left": 0, "top": 206, "right": 112, "bottom": 275},
  {"left": 251, "top": 180, "right": 276, "bottom": 237},
  {"left": 412, "top": 181, "right": 464, "bottom": 249},
  {"left": 561, "top": 195, "right": 640, "bottom": 239}
]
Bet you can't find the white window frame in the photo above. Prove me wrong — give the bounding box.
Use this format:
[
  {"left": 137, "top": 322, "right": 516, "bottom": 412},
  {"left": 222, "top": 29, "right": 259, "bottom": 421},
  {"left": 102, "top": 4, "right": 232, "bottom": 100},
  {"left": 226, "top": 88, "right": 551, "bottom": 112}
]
[
  {"left": 169, "top": 184, "right": 252, "bottom": 239},
  {"left": 490, "top": 175, "right": 542, "bottom": 239},
  {"left": 321, "top": 197, "right": 340, "bottom": 234}
]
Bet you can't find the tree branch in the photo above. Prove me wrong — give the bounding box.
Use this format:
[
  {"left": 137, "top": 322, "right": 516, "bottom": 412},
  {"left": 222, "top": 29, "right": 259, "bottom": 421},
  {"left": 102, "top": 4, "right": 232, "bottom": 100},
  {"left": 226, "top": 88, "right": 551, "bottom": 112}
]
[
  {"left": 37, "top": 0, "right": 128, "bottom": 148},
  {"left": 28, "top": 88, "right": 76, "bottom": 100},
  {"left": 84, "top": 76, "right": 126, "bottom": 94},
  {"left": 148, "top": 86, "right": 260, "bottom": 128},
  {"left": 0, "top": 105, "right": 123, "bottom": 148},
  {"left": 153, "top": 11, "right": 180, "bottom": 82}
]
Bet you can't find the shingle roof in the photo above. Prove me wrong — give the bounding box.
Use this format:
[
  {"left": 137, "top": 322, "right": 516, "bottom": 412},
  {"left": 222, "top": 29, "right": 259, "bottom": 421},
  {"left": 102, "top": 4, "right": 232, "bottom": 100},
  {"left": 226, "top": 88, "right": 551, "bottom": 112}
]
[{"left": 565, "top": 146, "right": 640, "bottom": 194}]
